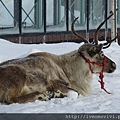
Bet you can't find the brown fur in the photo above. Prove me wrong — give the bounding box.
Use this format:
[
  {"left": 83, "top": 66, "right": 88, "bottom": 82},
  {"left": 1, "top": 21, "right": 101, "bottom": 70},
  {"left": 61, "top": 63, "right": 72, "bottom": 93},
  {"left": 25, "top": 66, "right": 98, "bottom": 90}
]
[{"left": 0, "top": 44, "right": 116, "bottom": 104}]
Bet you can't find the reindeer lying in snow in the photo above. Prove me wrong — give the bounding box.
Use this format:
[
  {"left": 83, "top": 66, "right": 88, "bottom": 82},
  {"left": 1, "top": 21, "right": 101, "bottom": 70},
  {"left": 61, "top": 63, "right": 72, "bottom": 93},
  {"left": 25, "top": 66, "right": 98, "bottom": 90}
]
[{"left": 0, "top": 11, "right": 117, "bottom": 104}]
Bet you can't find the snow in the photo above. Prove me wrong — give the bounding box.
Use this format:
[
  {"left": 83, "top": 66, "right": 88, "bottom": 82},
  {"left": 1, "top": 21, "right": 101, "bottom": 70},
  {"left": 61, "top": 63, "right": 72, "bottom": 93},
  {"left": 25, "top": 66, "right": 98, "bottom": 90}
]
[
  {"left": 67, "top": 91, "right": 78, "bottom": 100},
  {"left": 0, "top": 39, "right": 119, "bottom": 113}
]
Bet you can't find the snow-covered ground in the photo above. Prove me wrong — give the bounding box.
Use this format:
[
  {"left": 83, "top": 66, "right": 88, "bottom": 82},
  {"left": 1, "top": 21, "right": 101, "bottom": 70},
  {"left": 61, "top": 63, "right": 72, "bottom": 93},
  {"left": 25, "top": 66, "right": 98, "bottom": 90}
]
[{"left": 0, "top": 39, "right": 120, "bottom": 113}]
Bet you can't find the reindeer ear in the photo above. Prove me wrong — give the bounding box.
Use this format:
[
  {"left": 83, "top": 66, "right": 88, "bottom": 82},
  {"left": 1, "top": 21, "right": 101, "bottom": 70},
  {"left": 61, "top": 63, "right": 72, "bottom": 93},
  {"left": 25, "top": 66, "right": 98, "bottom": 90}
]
[{"left": 88, "top": 44, "right": 103, "bottom": 57}]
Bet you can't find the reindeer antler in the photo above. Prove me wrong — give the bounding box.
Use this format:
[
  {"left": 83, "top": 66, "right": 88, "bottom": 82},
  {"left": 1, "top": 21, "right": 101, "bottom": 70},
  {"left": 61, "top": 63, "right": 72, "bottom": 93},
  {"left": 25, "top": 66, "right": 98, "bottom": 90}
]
[
  {"left": 103, "top": 33, "right": 118, "bottom": 49},
  {"left": 71, "top": 11, "right": 114, "bottom": 45},
  {"left": 71, "top": 17, "right": 88, "bottom": 43},
  {"left": 94, "top": 11, "right": 114, "bottom": 45}
]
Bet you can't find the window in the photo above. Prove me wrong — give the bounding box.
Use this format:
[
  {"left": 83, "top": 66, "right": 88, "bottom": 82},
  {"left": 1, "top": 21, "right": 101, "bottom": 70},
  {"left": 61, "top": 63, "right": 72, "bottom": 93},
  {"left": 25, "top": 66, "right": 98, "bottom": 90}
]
[
  {"left": 0, "top": 0, "right": 119, "bottom": 35},
  {"left": 68, "top": 0, "right": 86, "bottom": 31},
  {"left": 22, "top": 0, "right": 43, "bottom": 33},
  {"left": 89, "top": 0, "right": 106, "bottom": 29},
  {"left": 0, "top": 0, "right": 19, "bottom": 35},
  {"left": 46, "top": 0, "right": 66, "bottom": 32},
  {"left": 0, "top": 0, "right": 14, "bottom": 28}
]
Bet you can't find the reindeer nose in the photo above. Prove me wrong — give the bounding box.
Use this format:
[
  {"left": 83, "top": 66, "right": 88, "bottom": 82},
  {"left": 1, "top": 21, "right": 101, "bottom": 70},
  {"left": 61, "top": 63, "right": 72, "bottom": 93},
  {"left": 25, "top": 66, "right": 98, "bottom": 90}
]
[
  {"left": 112, "top": 62, "right": 116, "bottom": 70},
  {"left": 108, "top": 62, "right": 116, "bottom": 73},
  {"left": 109, "top": 62, "right": 116, "bottom": 73}
]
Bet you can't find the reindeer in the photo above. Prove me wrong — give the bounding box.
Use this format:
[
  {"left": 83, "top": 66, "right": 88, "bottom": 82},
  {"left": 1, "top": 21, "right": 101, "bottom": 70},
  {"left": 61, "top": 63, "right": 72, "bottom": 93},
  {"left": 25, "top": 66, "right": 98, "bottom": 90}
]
[{"left": 0, "top": 11, "right": 117, "bottom": 104}]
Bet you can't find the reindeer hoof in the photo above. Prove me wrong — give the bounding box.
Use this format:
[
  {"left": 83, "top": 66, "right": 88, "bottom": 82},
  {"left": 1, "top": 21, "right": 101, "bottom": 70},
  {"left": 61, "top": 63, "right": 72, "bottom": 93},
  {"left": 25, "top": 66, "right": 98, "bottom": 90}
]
[
  {"left": 37, "top": 93, "right": 49, "bottom": 101},
  {"left": 53, "top": 90, "right": 67, "bottom": 98}
]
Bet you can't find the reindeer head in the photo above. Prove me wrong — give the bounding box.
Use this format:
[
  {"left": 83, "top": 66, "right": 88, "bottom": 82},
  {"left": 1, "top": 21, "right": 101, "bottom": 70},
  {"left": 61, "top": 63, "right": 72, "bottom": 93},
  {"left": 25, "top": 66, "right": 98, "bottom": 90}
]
[{"left": 72, "top": 11, "right": 117, "bottom": 74}]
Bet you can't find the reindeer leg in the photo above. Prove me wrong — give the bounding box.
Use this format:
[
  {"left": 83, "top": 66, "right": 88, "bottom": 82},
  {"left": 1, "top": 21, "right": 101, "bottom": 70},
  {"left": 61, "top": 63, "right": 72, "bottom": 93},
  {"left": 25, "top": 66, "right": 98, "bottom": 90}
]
[
  {"left": 45, "top": 79, "right": 72, "bottom": 99},
  {"left": 7, "top": 91, "right": 49, "bottom": 104}
]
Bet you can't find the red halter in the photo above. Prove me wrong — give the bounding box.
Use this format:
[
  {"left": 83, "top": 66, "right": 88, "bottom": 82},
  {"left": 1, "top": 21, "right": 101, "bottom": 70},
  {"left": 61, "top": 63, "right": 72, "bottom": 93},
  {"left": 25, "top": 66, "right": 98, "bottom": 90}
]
[{"left": 78, "top": 51, "right": 111, "bottom": 94}]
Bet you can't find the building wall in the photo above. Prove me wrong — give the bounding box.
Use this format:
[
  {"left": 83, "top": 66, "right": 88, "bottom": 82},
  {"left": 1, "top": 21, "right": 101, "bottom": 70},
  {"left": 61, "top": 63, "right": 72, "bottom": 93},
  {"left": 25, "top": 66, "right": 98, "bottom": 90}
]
[
  {"left": 0, "top": 0, "right": 119, "bottom": 44},
  {"left": 1, "top": 29, "right": 115, "bottom": 44}
]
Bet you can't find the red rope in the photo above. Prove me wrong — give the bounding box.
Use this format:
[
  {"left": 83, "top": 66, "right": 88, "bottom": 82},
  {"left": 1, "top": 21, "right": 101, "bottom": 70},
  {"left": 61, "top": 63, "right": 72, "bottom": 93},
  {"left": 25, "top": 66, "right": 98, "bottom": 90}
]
[
  {"left": 98, "top": 72, "right": 111, "bottom": 94},
  {"left": 79, "top": 52, "right": 111, "bottom": 94}
]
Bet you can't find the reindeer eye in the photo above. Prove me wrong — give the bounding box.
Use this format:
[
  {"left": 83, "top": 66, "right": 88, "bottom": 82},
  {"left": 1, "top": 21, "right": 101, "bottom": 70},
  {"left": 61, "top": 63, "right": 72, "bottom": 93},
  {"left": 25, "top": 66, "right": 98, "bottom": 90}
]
[{"left": 100, "top": 52, "right": 104, "bottom": 57}]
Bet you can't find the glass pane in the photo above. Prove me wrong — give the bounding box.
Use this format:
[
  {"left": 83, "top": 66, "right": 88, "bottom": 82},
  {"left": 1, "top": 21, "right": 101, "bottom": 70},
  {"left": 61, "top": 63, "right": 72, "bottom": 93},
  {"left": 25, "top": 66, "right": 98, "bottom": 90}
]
[
  {"left": 0, "top": 0, "right": 14, "bottom": 28},
  {"left": 46, "top": 0, "right": 54, "bottom": 26},
  {"left": 69, "top": 0, "right": 86, "bottom": 31},
  {"left": 0, "top": 0, "right": 19, "bottom": 35},
  {"left": 22, "top": 0, "right": 34, "bottom": 27},
  {"left": 46, "top": 0, "right": 66, "bottom": 32},
  {"left": 89, "top": 0, "right": 105, "bottom": 29},
  {"left": 22, "top": 0, "right": 43, "bottom": 33},
  {"left": 117, "top": 0, "right": 120, "bottom": 26}
]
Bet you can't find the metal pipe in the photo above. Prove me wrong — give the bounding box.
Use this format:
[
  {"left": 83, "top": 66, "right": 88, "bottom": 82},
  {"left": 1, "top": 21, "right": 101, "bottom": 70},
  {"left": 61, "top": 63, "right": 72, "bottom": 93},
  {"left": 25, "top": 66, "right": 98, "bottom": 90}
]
[
  {"left": 86, "top": 0, "right": 89, "bottom": 41},
  {"left": 66, "top": 0, "right": 69, "bottom": 31},
  {"left": 114, "top": 0, "right": 118, "bottom": 42},
  {"left": 105, "top": 0, "right": 108, "bottom": 41},
  {"left": 19, "top": 0, "right": 22, "bottom": 44},
  {"left": 43, "top": 0, "right": 46, "bottom": 33},
  {"left": 111, "top": 0, "right": 115, "bottom": 39}
]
